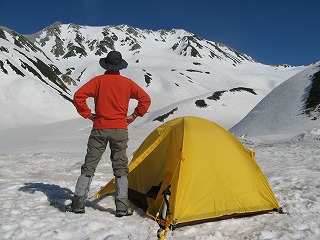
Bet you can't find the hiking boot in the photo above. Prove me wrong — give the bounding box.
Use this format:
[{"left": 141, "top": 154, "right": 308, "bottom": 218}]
[
  {"left": 115, "top": 207, "right": 133, "bottom": 217},
  {"left": 115, "top": 197, "right": 132, "bottom": 217},
  {"left": 65, "top": 204, "right": 85, "bottom": 214},
  {"left": 65, "top": 195, "right": 86, "bottom": 214}
]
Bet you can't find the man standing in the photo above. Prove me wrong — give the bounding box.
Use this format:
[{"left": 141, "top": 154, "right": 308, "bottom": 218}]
[{"left": 66, "top": 51, "right": 151, "bottom": 217}]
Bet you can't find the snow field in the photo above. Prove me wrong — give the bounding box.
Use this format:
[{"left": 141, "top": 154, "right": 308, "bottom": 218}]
[{"left": 0, "top": 134, "right": 319, "bottom": 239}]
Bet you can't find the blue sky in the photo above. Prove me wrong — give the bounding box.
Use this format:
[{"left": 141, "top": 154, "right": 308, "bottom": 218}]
[{"left": 1, "top": 0, "right": 319, "bottom": 66}]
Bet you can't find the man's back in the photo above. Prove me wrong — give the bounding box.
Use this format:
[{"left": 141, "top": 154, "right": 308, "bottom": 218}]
[{"left": 74, "top": 71, "right": 151, "bottom": 129}]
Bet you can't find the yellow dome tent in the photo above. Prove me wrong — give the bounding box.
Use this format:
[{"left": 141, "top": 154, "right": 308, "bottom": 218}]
[{"left": 94, "top": 116, "right": 280, "bottom": 228}]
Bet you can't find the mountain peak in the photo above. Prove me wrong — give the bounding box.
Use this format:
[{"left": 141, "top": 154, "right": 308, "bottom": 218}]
[{"left": 26, "top": 23, "right": 257, "bottom": 65}]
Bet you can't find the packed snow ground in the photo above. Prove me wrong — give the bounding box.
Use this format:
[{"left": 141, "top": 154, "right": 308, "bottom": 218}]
[{"left": 0, "top": 117, "right": 319, "bottom": 240}]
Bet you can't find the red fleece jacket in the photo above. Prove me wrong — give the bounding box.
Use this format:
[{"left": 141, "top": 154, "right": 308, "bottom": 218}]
[{"left": 73, "top": 71, "right": 151, "bottom": 129}]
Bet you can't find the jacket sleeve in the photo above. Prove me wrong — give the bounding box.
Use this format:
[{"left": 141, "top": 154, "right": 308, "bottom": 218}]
[
  {"left": 131, "top": 81, "right": 151, "bottom": 117},
  {"left": 73, "top": 79, "right": 96, "bottom": 119}
]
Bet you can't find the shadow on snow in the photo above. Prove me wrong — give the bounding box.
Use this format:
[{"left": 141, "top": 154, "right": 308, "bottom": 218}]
[{"left": 18, "top": 182, "right": 73, "bottom": 212}]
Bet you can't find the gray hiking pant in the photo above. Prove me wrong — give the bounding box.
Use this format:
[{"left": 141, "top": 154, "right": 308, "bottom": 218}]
[
  {"left": 81, "top": 129, "right": 129, "bottom": 177},
  {"left": 74, "top": 129, "right": 129, "bottom": 210}
]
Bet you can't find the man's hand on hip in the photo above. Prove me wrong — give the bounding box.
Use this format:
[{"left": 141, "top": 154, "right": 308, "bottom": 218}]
[
  {"left": 126, "top": 114, "right": 137, "bottom": 125},
  {"left": 89, "top": 114, "right": 98, "bottom": 121}
]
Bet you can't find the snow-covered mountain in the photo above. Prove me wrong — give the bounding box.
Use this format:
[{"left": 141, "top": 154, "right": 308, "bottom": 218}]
[
  {"left": 1, "top": 23, "right": 320, "bottom": 240},
  {"left": 0, "top": 22, "right": 306, "bottom": 129}
]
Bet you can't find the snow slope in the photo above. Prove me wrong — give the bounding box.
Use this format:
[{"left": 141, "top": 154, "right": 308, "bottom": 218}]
[{"left": 230, "top": 62, "right": 320, "bottom": 138}]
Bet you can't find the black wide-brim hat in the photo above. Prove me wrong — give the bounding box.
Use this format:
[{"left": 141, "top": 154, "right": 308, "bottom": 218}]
[{"left": 99, "top": 51, "right": 128, "bottom": 71}]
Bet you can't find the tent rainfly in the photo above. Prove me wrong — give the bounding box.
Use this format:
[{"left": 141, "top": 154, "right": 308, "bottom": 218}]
[{"left": 94, "top": 116, "right": 281, "bottom": 228}]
